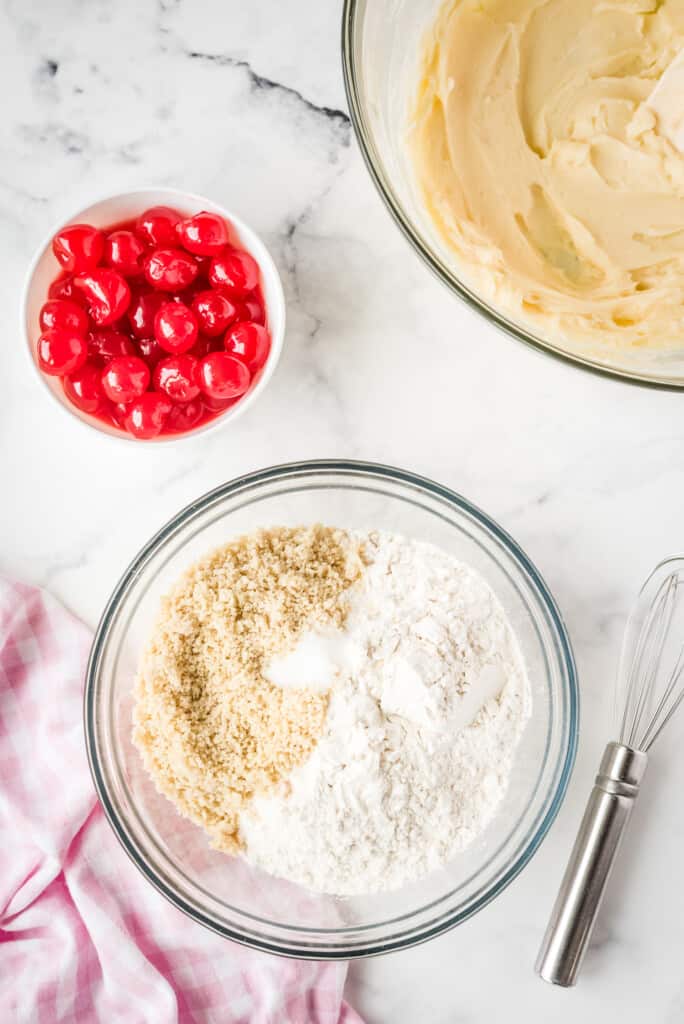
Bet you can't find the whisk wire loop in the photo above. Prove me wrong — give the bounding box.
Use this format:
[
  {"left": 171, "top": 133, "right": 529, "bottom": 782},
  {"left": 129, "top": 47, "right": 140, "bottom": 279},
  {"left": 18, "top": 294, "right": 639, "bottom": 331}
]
[
  {"left": 640, "top": 642, "right": 684, "bottom": 751},
  {"left": 617, "top": 559, "right": 684, "bottom": 753}
]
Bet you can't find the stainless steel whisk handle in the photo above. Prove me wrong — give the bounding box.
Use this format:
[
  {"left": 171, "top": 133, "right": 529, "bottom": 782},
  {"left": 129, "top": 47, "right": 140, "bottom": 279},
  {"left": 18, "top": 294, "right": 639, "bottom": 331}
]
[{"left": 535, "top": 741, "right": 648, "bottom": 987}]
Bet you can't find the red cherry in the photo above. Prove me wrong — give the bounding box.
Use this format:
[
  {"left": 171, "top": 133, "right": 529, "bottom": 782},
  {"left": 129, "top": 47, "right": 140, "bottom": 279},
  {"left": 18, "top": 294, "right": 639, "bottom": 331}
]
[
  {"left": 124, "top": 393, "right": 172, "bottom": 438},
  {"left": 88, "top": 329, "right": 136, "bottom": 364},
  {"left": 143, "top": 249, "right": 199, "bottom": 292},
  {"left": 107, "top": 401, "right": 130, "bottom": 428},
  {"left": 233, "top": 295, "right": 266, "bottom": 326},
  {"left": 52, "top": 224, "right": 104, "bottom": 274},
  {"left": 201, "top": 393, "right": 237, "bottom": 412},
  {"left": 224, "top": 322, "right": 270, "bottom": 372},
  {"left": 154, "top": 354, "right": 200, "bottom": 403},
  {"left": 171, "top": 280, "right": 204, "bottom": 307},
  {"left": 166, "top": 399, "right": 204, "bottom": 432},
  {"left": 63, "top": 362, "right": 104, "bottom": 413},
  {"left": 128, "top": 291, "right": 167, "bottom": 338},
  {"left": 48, "top": 275, "right": 85, "bottom": 304},
  {"left": 136, "top": 336, "right": 165, "bottom": 367},
  {"left": 75, "top": 269, "right": 131, "bottom": 326},
  {"left": 135, "top": 206, "right": 182, "bottom": 247},
  {"left": 192, "top": 289, "right": 237, "bottom": 336},
  {"left": 38, "top": 328, "right": 88, "bottom": 376},
  {"left": 104, "top": 230, "right": 145, "bottom": 277},
  {"left": 154, "top": 301, "right": 198, "bottom": 354},
  {"left": 101, "top": 356, "right": 150, "bottom": 403},
  {"left": 193, "top": 254, "right": 211, "bottom": 279},
  {"left": 39, "top": 299, "right": 88, "bottom": 335},
  {"left": 179, "top": 212, "right": 230, "bottom": 256},
  {"left": 191, "top": 336, "right": 216, "bottom": 359},
  {"left": 196, "top": 352, "right": 251, "bottom": 400},
  {"left": 208, "top": 249, "right": 259, "bottom": 295}
]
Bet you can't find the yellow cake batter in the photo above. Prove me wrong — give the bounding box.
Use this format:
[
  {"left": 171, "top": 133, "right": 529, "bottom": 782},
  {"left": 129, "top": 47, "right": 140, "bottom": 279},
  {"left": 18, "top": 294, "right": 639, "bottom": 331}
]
[{"left": 410, "top": 0, "right": 684, "bottom": 355}]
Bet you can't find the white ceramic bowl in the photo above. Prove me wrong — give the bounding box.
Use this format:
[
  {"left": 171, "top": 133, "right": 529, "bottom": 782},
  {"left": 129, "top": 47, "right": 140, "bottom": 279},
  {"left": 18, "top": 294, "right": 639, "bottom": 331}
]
[{"left": 21, "top": 187, "right": 286, "bottom": 443}]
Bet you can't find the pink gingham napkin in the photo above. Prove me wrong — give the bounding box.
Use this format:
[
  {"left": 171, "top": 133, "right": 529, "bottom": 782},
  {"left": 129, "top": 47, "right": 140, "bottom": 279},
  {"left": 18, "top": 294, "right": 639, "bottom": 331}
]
[{"left": 0, "top": 578, "right": 364, "bottom": 1024}]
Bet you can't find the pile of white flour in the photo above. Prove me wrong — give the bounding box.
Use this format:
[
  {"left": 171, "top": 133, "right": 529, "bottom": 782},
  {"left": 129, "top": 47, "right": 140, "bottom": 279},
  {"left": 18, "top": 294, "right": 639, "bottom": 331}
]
[{"left": 239, "top": 531, "right": 531, "bottom": 895}]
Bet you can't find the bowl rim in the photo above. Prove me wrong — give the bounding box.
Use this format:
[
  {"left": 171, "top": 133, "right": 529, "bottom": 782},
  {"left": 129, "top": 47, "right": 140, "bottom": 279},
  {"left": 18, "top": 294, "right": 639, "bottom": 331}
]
[
  {"left": 20, "top": 185, "right": 286, "bottom": 446},
  {"left": 340, "top": 0, "right": 684, "bottom": 391},
  {"left": 84, "top": 459, "right": 579, "bottom": 959}
]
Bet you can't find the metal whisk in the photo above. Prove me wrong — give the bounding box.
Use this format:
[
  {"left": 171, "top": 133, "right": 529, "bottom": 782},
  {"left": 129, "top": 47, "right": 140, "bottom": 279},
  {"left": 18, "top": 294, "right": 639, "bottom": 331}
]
[{"left": 536, "top": 555, "right": 684, "bottom": 987}]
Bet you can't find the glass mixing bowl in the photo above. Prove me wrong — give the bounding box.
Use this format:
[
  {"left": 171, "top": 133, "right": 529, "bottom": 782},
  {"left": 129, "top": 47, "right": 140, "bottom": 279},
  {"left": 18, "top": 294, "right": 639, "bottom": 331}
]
[
  {"left": 342, "top": 0, "right": 684, "bottom": 389},
  {"left": 85, "top": 461, "right": 578, "bottom": 957}
]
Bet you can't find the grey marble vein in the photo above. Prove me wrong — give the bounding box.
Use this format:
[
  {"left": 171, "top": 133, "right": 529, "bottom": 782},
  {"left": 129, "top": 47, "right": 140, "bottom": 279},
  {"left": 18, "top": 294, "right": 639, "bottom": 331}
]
[{"left": 185, "top": 49, "right": 351, "bottom": 134}]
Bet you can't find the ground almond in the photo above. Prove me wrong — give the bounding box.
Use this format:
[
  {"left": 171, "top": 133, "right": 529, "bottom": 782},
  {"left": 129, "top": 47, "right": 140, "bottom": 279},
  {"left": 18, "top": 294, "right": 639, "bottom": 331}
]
[{"left": 133, "top": 525, "right": 362, "bottom": 852}]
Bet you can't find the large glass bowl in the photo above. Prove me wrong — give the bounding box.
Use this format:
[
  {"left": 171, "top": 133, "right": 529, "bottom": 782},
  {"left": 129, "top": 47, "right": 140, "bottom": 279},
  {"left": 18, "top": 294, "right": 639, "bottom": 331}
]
[
  {"left": 342, "top": 0, "right": 684, "bottom": 389},
  {"left": 85, "top": 461, "right": 578, "bottom": 958}
]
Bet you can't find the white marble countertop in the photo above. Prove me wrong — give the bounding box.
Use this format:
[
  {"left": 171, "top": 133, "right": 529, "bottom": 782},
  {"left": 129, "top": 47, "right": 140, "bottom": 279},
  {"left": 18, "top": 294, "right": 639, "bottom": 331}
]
[{"left": 2, "top": 1, "right": 684, "bottom": 1020}]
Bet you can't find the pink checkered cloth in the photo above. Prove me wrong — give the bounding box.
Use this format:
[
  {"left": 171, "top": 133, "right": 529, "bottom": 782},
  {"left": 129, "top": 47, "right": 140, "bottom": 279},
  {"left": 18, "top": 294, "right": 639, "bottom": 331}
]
[{"left": 0, "top": 578, "right": 364, "bottom": 1024}]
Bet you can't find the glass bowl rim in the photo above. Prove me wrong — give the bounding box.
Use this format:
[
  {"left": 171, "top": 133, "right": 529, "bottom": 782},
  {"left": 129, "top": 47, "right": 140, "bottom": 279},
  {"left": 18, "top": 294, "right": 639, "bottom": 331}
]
[
  {"left": 340, "top": 0, "right": 684, "bottom": 391},
  {"left": 84, "top": 459, "right": 579, "bottom": 958}
]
